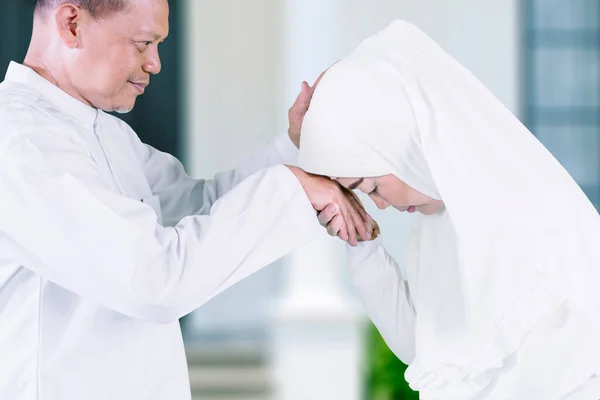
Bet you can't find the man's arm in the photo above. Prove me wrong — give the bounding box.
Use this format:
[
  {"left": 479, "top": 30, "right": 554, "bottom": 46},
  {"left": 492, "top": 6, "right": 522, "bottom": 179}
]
[
  {"left": 0, "top": 129, "right": 346, "bottom": 323},
  {"left": 135, "top": 73, "right": 323, "bottom": 227},
  {"left": 133, "top": 132, "right": 299, "bottom": 226}
]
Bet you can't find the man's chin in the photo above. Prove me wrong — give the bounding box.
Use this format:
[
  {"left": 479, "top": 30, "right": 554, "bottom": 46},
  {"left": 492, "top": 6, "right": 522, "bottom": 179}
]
[
  {"left": 106, "top": 96, "right": 137, "bottom": 114},
  {"left": 112, "top": 100, "right": 136, "bottom": 114},
  {"left": 97, "top": 99, "right": 135, "bottom": 114},
  {"left": 113, "top": 107, "right": 134, "bottom": 114}
]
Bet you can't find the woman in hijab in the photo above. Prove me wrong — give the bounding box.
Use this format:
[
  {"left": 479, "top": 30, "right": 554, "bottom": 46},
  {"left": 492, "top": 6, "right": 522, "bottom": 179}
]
[{"left": 299, "top": 20, "right": 600, "bottom": 400}]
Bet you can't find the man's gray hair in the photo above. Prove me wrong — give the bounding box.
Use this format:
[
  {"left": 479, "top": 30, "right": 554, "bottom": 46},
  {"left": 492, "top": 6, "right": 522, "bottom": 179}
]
[{"left": 34, "top": 0, "right": 130, "bottom": 19}]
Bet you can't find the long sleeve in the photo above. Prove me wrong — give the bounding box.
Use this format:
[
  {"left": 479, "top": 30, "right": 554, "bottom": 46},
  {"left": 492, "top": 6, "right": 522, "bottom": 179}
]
[
  {"left": 347, "top": 237, "right": 417, "bottom": 364},
  {"left": 0, "top": 131, "right": 320, "bottom": 323},
  {"left": 134, "top": 132, "right": 300, "bottom": 226}
]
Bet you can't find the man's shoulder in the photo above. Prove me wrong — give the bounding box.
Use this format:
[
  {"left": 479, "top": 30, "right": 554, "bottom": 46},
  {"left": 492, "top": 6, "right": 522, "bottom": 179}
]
[
  {"left": 0, "top": 82, "right": 87, "bottom": 155},
  {"left": 0, "top": 80, "right": 64, "bottom": 127}
]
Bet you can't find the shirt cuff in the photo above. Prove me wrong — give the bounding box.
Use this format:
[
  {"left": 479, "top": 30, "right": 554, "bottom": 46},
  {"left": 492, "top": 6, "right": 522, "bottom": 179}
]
[
  {"left": 346, "top": 236, "right": 384, "bottom": 267},
  {"left": 274, "top": 132, "right": 299, "bottom": 166}
]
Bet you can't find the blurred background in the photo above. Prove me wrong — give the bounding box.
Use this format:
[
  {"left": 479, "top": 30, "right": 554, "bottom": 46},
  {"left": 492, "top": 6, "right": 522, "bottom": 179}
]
[{"left": 1, "top": 0, "right": 598, "bottom": 399}]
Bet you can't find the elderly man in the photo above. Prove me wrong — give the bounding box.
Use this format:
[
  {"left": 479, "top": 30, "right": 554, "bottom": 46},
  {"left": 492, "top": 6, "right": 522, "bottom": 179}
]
[{"left": 0, "top": 0, "right": 372, "bottom": 398}]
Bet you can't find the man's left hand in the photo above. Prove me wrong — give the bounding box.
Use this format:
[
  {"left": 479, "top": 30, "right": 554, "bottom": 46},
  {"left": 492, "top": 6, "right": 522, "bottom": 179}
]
[{"left": 287, "top": 69, "right": 328, "bottom": 148}]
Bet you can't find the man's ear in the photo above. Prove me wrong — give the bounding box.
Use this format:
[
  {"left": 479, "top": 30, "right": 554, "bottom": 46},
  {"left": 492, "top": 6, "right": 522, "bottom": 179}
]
[{"left": 55, "top": 3, "right": 86, "bottom": 49}]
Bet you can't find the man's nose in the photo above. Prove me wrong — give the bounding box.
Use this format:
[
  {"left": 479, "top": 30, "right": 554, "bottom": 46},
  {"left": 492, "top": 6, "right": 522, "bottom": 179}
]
[{"left": 143, "top": 50, "right": 162, "bottom": 75}]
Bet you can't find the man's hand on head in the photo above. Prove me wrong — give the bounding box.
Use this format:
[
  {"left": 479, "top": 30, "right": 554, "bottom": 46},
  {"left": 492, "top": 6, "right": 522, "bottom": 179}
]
[{"left": 287, "top": 69, "right": 328, "bottom": 148}]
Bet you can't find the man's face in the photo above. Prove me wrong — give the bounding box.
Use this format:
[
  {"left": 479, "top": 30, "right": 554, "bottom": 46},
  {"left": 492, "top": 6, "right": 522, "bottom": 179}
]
[{"left": 65, "top": 0, "right": 169, "bottom": 112}]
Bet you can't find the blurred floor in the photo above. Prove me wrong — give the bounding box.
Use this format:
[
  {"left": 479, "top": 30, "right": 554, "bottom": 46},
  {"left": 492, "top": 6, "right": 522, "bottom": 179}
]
[{"left": 186, "top": 342, "right": 271, "bottom": 400}]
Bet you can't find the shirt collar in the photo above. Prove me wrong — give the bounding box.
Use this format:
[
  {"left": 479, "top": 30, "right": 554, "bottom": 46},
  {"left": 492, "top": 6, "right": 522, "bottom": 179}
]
[{"left": 4, "top": 61, "right": 98, "bottom": 127}]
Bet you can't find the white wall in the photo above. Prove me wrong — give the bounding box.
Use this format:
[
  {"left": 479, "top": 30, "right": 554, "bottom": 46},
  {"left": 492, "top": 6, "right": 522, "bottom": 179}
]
[
  {"left": 182, "top": 0, "right": 521, "bottom": 337},
  {"left": 184, "top": 0, "right": 521, "bottom": 173},
  {"left": 181, "top": 0, "right": 285, "bottom": 336},
  {"left": 183, "top": 0, "right": 283, "bottom": 177},
  {"left": 337, "top": 0, "right": 521, "bottom": 113}
]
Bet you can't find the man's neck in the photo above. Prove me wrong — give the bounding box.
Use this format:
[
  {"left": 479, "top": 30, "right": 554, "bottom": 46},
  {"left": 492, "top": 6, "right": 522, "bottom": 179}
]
[
  {"left": 23, "top": 46, "right": 94, "bottom": 108},
  {"left": 23, "top": 56, "right": 59, "bottom": 86}
]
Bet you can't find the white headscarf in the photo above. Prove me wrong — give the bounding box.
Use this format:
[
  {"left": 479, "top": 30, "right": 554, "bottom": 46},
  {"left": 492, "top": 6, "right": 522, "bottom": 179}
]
[{"left": 299, "top": 20, "right": 600, "bottom": 397}]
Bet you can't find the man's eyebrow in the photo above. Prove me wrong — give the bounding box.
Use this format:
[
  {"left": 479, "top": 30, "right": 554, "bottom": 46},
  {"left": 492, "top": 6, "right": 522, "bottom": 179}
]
[
  {"left": 136, "top": 29, "right": 167, "bottom": 41},
  {"left": 347, "top": 178, "right": 364, "bottom": 190},
  {"left": 149, "top": 33, "right": 165, "bottom": 41}
]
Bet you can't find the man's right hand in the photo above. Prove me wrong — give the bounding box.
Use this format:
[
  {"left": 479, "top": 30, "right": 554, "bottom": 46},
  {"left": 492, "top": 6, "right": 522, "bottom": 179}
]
[
  {"left": 287, "top": 166, "right": 373, "bottom": 246},
  {"left": 318, "top": 189, "right": 381, "bottom": 243}
]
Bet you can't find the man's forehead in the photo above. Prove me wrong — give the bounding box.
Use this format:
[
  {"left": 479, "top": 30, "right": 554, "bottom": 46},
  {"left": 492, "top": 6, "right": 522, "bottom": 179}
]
[
  {"left": 134, "top": 24, "right": 169, "bottom": 40},
  {"left": 123, "top": 0, "right": 169, "bottom": 38}
]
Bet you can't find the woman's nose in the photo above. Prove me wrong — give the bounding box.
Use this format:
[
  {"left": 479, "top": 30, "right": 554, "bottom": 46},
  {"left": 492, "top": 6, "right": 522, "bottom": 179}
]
[{"left": 374, "top": 197, "right": 390, "bottom": 210}]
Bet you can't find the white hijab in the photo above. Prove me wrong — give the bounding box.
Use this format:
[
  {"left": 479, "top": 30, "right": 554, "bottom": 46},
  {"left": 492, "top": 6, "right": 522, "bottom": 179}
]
[{"left": 299, "top": 20, "right": 600, "bottom": 397}]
